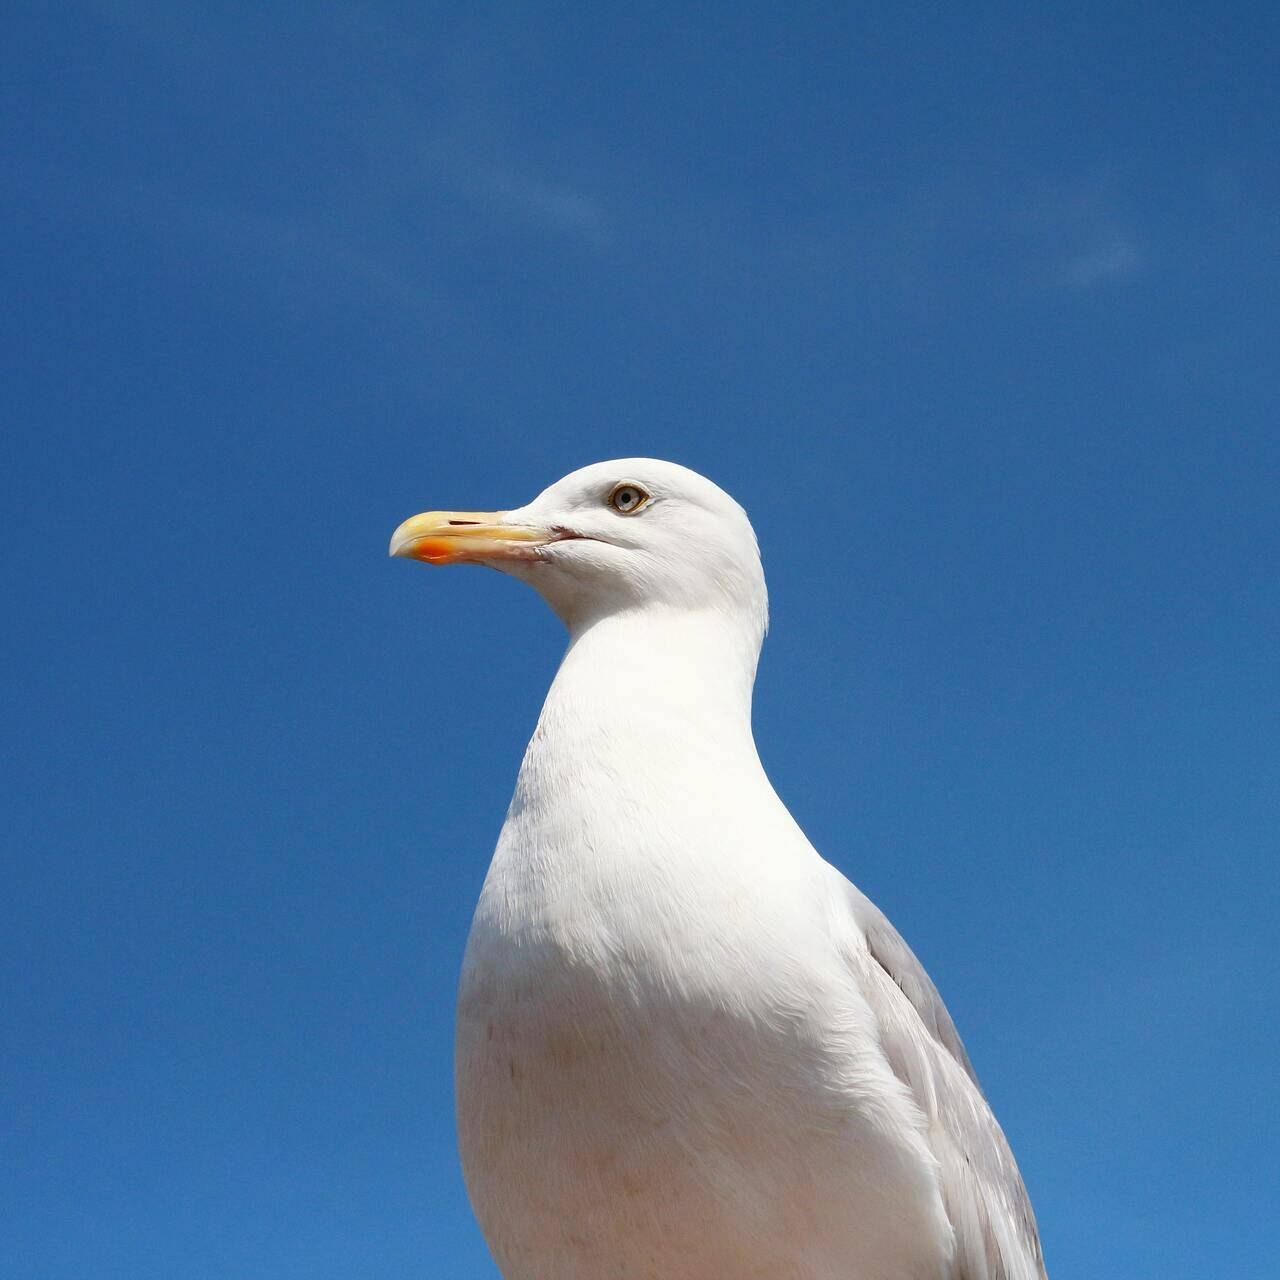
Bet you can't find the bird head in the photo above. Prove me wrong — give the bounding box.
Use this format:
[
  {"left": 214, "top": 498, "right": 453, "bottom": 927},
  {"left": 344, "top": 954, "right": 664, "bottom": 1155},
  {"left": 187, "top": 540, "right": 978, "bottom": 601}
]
[{"left": 390, "top": 458, "right": 768, "bottom": 639}]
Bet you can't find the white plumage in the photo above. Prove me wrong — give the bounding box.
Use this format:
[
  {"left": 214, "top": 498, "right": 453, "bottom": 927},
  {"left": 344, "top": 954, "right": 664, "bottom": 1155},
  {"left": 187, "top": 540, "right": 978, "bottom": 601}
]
[{"left": 392, "top": 459, "right": 1046, "bottom": 1280}]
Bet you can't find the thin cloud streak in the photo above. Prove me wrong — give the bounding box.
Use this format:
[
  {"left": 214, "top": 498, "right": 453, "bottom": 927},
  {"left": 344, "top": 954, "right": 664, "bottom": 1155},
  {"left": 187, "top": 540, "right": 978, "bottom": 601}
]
[
  {"left": 428, "top": 148, "right": 610, "bottom": 250},
  {"left": 109, "top": 183, "right": 444, "bottom": 321},
  {"left": 1056, "top": 231, "right": 1143, "bottom": 292}
]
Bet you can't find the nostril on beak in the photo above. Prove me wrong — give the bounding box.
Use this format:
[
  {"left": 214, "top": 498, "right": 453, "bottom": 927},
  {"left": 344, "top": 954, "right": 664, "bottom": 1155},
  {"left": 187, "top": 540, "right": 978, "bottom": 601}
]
[{"left": 448, "top": 520, "right": 482, "bottom": 526}]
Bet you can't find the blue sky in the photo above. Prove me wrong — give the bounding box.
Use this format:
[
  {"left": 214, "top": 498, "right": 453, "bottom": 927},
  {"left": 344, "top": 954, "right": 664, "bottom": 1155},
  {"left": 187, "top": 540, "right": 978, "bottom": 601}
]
[{"left": 3, "top": 3, "right": 1278, "bottom": 1276}]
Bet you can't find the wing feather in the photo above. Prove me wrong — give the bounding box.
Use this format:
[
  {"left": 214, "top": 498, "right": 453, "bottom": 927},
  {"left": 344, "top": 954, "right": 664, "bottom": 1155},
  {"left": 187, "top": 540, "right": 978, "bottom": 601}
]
[{"left": 840, "top": 875, "right": 1047, "bottom": 1280}]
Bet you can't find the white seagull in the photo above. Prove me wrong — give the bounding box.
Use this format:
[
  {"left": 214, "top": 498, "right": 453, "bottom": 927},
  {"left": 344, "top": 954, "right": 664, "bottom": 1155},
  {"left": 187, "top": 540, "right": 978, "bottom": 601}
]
[{"left": 392, "top": 459, "right": 1047, "bottom": 1280}]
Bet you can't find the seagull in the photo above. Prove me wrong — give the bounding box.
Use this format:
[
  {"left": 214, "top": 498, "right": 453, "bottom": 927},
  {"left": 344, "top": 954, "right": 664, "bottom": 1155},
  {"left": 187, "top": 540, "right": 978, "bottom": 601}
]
[{"left": 391, "top": 459, "right": 1047, "bottom": 1280}]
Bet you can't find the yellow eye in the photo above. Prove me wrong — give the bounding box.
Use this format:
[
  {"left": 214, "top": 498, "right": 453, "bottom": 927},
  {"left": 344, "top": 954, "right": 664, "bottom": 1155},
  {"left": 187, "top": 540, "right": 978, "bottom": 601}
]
[{"left": 608, "top": 482, "right": 650, "bottom": 514}]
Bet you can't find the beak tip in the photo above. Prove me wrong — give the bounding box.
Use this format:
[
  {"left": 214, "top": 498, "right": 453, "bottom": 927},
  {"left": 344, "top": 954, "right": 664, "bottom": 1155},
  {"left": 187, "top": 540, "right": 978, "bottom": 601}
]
[{"left": 388, "top": 509, "right": 542, "bottom": 568}]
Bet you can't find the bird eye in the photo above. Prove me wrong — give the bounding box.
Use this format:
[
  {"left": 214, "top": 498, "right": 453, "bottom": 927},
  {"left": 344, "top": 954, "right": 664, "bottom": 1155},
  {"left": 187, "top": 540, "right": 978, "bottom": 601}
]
[{"left": 608, "top": 483, "right": 650, "bottom": 515}]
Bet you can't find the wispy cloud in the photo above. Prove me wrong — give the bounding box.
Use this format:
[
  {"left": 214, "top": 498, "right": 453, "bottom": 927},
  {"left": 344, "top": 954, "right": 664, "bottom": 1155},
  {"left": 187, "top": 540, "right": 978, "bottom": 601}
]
[
  {"left": 473, "top": 165, "right": 606, "bottom": 241},
  {"left": 429, "top": 149, "right": 610, "bottom": 250},
  {"left": 1055, "top": 229, "right": 1143, "bottom": 292},
  {"left": 108, "top": 183, "right": 443, "bottom": 321},
  {"left": 1020, "top": 177, "right": 1146, "bottom": 294}
]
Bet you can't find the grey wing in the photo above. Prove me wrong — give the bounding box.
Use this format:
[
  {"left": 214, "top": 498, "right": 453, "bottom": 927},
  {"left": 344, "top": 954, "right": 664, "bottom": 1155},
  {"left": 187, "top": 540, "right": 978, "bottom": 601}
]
[{"left": 841, "top": 876, "right": 1047, "bottom": 1280}]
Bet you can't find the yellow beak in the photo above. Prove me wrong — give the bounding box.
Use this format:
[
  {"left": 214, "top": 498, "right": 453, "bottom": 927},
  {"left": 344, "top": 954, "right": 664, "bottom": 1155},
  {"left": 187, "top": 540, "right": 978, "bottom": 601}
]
[{"left": 389, "top": 510, "right": 552, "bottom": 566}]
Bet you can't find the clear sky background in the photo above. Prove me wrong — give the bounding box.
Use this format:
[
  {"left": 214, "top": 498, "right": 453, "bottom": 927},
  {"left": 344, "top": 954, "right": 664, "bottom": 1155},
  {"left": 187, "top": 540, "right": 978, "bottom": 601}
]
[{"left": 3, "top": 3, "right": 1278, "bottom": 1277}]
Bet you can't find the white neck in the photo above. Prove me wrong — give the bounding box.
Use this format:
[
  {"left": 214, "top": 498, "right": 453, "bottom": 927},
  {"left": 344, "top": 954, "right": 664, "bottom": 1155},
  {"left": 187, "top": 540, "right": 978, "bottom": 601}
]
[
  {"left": 506, "top": 606, "right": 767, "bottom": 836},
  {"left": 556, "top": 607, "right": 758, "bottom": 742},
  {"left": 486, "top": 605, "right": 794, "bottom": 935}
]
